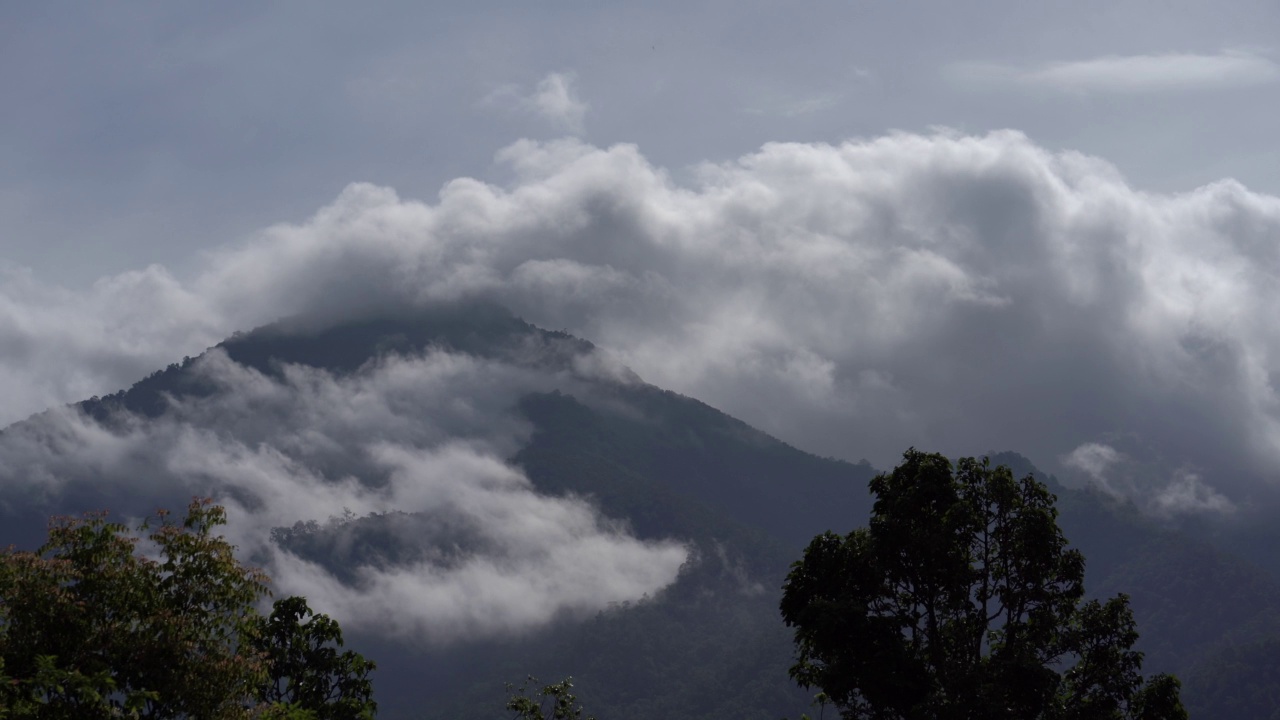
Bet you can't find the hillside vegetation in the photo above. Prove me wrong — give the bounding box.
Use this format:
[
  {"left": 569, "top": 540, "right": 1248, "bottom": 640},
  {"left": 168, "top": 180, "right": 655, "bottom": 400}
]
[{"left": 2, "top": 305, "right": 1277, "bottom": 718}]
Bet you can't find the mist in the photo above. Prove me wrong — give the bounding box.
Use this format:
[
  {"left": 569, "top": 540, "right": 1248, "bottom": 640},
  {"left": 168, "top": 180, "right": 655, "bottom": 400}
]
[
  {"left": 0, "top": 345, "right": 688, "bottom": 643},
  {"left": 4, "top": 129, "right": 1280, "bottom": 518}
]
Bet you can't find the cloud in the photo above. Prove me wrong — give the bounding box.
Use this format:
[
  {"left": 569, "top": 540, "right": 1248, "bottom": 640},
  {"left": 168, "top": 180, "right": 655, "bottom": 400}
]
[
  {"left": 5, "top": 129, "right": 1280, "bottom": 520},
  {"left": 949, "top": 49, "right": 1280, "bottom": 94},
  {"left": 1151, "top": 469, "right": 1237, "bottom": 518},
  {"left": 0, "top": 347, "right": 687, "bottom": 643},
  {"left": 1062, "top": 441, "right": 1237, "bottom": 517},
  {"left": 486, "top": 72, "right": 589, "bottom": 135},
  {"left": 1063, "top": 442, "right": 1123, "bottom": 484},
  {"left": 267, "top": 444, "right": 686, "bottom": 642},
  {"left": 0, "top": 260, "right": 223, "bottom": 426}
]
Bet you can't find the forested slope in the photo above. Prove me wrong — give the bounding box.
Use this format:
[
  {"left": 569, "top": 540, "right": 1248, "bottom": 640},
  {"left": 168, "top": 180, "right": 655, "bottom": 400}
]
[{"left": 4, "top": 305, "right": 1279, "bottom": 718}]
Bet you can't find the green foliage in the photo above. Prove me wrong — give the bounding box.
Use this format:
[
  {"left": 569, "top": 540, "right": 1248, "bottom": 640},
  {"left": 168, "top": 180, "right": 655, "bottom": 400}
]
[
  {"left": 252, "top": 596, "right": 377, "bottom": 720},
  {"left": 0, "top": 499, "right": 269, "bottom": 719},
  {"left": 0, "top": 500, "right": 377, "bottom": 720},
  {"left": 780, "top": 449, "right": 1187, "bottom": 720},
  {"left": 505, "top": 677, "right": 595, "bottom": 720}
]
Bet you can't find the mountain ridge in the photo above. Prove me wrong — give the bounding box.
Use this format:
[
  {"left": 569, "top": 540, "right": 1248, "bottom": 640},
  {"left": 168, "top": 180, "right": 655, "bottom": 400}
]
[{"left": 2, "top": 303, "right": 1277, "bottom": 718}]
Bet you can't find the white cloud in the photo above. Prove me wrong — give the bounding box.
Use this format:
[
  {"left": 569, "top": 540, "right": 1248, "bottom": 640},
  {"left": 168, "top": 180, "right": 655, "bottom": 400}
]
[
  {"left": 1061, "top": 441, "right": 1237, "bottom": 517},
  {"left": 4, "top": 130, "right": 1280, "bottom": 518},
  {"left": 0, "top": 348, "right": 688, "bottom": 643},
  {"left": 950, "top": 49, "right": 1280, "bottom": 94},
  {"left": 267, "top": 444, "right": 686, "bottom": 643},
  {"left": 531, "top": 73, "right": 589, "bottom": 133},
  {"left": 1063, "top": 442, "right": 1123, "bottom": 483},
  {"left": 0, "top": 261, "right": 222, "bottom": 425},
  {"left": 486, "top": 72, "right": 589, "bottom": 135},
  {"left": 1151, "top": 469, "right": 1237, "bottom": 518}
]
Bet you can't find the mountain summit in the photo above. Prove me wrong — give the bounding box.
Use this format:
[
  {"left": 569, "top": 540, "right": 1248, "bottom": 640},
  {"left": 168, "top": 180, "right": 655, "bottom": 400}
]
[{"left": 1, "top": 303, "right": 1276, "bottom": 718}]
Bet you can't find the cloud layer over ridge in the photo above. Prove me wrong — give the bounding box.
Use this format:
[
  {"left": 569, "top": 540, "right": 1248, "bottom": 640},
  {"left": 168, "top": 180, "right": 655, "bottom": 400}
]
[
  {"left": 0, "top": 347, "right": 688, "bottom": 643},
  {"left": 4, "top": 130, "right": 1280, "bottom": 518}
]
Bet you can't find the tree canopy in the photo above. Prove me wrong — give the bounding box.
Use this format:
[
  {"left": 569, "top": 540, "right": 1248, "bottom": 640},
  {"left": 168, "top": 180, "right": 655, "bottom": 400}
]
[
  {"left": 0, "top": 499, "right": 375, "bottom": 720},
  {"left": 253, "top": 596, "right": 376, "bottom": 720},
  {"left": 780, "top": 449, "right": 1187, "bottom": 720},
  {"left": 505, "top": 676, "right": 595, "bottom": 720}
]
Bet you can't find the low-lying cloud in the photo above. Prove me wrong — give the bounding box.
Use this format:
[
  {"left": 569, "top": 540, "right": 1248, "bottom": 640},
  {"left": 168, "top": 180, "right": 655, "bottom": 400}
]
[
  {"left": 1063, "top": 441, "right": 1237, "bottom": 518},
  {"left": 0, "top": 348, "right": 688, "bottom": 643},
  {"left": 4, "top": 129, "right": 1280, "bottom": 520}
]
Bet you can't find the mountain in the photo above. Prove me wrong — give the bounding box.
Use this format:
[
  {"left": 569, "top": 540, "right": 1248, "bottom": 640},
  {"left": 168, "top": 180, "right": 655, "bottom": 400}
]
[{"left": 2, "top": 303, "right": 1278, "bottom": 719}]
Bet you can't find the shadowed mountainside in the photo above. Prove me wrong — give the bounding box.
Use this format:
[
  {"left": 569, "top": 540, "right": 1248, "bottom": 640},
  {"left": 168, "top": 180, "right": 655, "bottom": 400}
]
[{"left": 4, "top": 303, "right": 1279, "bottom": 718}]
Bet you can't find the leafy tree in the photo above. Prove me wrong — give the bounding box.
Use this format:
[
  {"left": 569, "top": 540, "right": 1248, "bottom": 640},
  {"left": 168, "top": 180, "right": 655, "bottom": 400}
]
[
  {"left": 0, "top": 499, "right": 376, "bottom": 719},
  {"left": 505, "top": 677, "right": 595, "bottom": 720},
  {"left": 0, "top": 499, "right": 269, "bottom": 718},
  {"left": 780, "top": 449, "right": 1187, "bottom": 720},
  {"left": 252, "top": 596, "right": 377, "bottom": 720}
]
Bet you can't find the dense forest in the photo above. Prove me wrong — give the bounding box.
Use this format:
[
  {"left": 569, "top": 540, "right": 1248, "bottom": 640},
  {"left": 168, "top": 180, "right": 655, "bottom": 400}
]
[
  {"left": 2, "top": 306, "right": 1278, "bottom": 718},
  {"left": 1, "top": 462, "right": 1195, "bottom": 719}
]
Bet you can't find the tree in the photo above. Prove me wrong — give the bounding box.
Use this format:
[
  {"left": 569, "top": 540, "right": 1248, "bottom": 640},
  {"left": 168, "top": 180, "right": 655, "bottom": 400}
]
[
  {"left": 505, "top": 677, "right": 595, "bottom": 720},
  {"left": 0, "top": 499, "right": 377, "bottom": 719},
  {"left": 252, "top": 596, "right": 377, "bottom": 720},
  {"left": 779, "top": 449, "right": 1187, "bottom": 720},
  {"left": 0, "top": 499, "right": 269, "bottom": 718}
]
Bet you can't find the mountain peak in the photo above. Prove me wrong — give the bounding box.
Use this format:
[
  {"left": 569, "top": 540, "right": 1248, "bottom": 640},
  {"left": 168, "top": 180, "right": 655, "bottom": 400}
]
[{"left": 78, "top": 301, "right": 605, "bottom": 422}]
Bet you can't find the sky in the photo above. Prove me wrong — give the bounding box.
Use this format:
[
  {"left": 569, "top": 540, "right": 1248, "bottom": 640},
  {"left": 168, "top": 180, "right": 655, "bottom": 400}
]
[
  {"left": 3, "top": 1, "right": 1280, "bottom": 640},
  {"left": 5, "top": 1, "right": 1280, "bottom": 285}
]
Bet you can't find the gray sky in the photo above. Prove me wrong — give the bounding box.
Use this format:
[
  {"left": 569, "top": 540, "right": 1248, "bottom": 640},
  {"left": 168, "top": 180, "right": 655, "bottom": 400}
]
[
  {"left": 4, "top": 1, "right": 1280, "bottom": 522},
  {"left": 4, "top": 1, "right": 1278, "bottom": 285}
]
